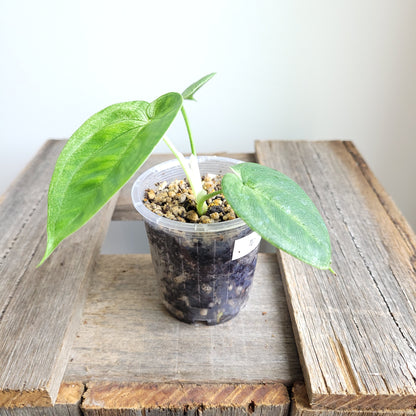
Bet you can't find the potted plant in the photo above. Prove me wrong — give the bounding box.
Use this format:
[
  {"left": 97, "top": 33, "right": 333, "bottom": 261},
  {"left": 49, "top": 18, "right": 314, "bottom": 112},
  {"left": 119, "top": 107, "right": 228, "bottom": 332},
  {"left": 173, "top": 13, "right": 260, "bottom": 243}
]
[{"left": 39, "top": 73, "right": 334, "bottom": 325}]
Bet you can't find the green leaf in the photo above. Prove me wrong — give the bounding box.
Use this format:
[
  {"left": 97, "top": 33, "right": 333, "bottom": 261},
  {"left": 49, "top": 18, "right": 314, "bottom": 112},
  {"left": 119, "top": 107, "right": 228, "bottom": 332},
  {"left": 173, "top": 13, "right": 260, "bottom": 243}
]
[
  {"left": 182, "top": 73, "right": 216, "bottom": 101},
  {"left": 39, "top": 92, "right": 183, "bottom": 265},
  {"left": 222, "top": 163, "right": 332, "bottom": 270}
]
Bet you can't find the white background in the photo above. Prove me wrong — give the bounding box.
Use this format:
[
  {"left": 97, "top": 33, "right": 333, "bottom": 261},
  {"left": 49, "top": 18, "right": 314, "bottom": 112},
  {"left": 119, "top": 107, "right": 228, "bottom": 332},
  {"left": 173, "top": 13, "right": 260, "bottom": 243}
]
[{"left": 1, "top": 0, "right": 415, "bottom": 239}]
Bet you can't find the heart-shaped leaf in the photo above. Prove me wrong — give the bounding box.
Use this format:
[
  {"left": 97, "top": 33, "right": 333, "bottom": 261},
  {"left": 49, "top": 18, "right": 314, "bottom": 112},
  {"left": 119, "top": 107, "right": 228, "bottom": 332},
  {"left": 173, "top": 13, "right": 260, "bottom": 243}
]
[
  {"left": 222, "top": 163, "right": 332, "bottom": 270},
  {"left": 39, "top": 92, "right": 183, "bottom": 265},
  {"left": 182, "top": 73, "right": 216, "bottom": 101}
]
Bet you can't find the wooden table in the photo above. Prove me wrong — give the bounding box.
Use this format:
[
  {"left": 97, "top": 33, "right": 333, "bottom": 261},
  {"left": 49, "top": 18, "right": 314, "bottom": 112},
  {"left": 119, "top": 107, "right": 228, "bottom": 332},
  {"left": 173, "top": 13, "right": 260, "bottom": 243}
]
[{"left": 1, "top": 140, "right": 416, "bottom": 416}]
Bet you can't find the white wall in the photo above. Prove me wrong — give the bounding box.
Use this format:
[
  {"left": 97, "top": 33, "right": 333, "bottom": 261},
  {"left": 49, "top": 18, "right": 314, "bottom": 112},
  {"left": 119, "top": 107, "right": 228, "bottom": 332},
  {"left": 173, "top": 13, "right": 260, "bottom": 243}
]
[{"left": 1, "top": 0, "right": 416, "bottom": 231}]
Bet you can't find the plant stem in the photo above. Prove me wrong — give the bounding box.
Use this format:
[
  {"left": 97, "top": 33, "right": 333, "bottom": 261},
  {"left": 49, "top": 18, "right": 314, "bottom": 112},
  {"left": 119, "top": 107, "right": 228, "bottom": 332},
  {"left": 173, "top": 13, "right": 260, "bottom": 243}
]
[
  {"left": 181, "top": 106, "right": 196, "bottom": 156},
  {"left": 196, "top": 190, "right": 223, "bottom": 215},
  {"left": 163, "top": 136, "right": 207, "bottom": 215},
  {"left": 163, "top": 135, "right": 185, "bottom": 170}
]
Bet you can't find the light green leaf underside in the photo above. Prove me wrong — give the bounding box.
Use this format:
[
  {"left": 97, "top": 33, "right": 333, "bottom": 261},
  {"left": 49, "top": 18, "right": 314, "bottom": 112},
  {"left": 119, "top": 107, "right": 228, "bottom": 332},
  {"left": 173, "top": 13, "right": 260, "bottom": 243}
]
[
  {"left": 182, "top": 73, "right": 216, "bottom": 101},
  {"left": 222, "top": 163, "right": 332, "bottom": 270},
  {"left": 39, "top": 92, "right": 183, "bottom": 265}
]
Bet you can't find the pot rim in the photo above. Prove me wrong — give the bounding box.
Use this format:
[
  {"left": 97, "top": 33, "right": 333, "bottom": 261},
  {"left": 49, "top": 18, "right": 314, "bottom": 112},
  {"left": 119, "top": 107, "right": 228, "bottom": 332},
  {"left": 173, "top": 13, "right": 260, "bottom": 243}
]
[{"left": 131, "top": 156, "right": 249, "bottom": 233}]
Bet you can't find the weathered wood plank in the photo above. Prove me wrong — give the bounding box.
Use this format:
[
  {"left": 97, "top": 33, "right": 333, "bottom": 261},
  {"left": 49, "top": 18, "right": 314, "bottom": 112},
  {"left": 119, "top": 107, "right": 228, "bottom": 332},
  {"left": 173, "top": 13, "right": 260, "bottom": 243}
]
[
  {"left": 113, "top": 153, "right": 256, "bottom": 221},
  {"left": 0, "top": 383, "right": 84, "bottom": 416},
  {"left": 0, "top": 140, "right": 65, "bottom": 320},
  {"left": 82, "top": 382, "right": 290, "bottom": 416},
  {"left": 291, "top": 382, "right": 416, "bottom": 415},
  {"left": 0, "top": 140, "right": 117, "bottom": 407},
  {"left": 255, "top": 140, "right": 416, "bottom": 409},
  {"left": 343, "top": 141, "right": 416, "bottom": 263},
  {"left": 64, "top": 253, "right": 302, "bottom": 385}
]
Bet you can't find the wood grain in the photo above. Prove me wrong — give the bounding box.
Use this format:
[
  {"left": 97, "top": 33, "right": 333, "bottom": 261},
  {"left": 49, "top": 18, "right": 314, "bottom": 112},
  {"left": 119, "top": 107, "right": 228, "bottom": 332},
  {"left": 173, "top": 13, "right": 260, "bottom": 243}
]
[
  {"left": 0, "top": 383, "right": 84, "bottom": 416},
  {"left": 0, "top": 140, "right": 117, "bottom": 407},
  {"left": 82, "top": 382, "right": 290, "bottom": 416},
  {"left": 255, "top": 140, "right": 416, "bottom": 409},
  {"left": 343, "top": 141, "right": 416, "bottom": 264},
  {"left": 291, "top": 382, "right": 416, "bottom": 416},
  {"left": 113, "top": 153, "right": 256, "bottom": 221},
  {"left": 64, "top": 253, "right": 302, "bottom": 385}
]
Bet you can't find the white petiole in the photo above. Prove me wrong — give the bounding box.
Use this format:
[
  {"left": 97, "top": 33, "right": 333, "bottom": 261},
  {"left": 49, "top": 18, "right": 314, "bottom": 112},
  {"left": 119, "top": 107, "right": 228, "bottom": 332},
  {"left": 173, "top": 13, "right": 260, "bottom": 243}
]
[{"left": 163, "top": 136, "right": 208, "bottom": 215}]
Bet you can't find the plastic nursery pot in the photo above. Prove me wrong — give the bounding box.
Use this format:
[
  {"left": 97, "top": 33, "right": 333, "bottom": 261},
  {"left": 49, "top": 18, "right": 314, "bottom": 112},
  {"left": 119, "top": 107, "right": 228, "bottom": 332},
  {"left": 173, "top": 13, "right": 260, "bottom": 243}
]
[{"left": 131, "top": 156, "right": 261, "bottom": 325}]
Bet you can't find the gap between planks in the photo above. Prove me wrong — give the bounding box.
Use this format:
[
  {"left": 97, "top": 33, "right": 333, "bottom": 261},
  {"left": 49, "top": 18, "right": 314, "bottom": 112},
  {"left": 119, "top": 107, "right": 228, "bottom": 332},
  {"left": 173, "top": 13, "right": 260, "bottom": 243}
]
[
  {"left": 0, "top": 383, "right": 85, "bottom": 416},
  {"left": 0, "top": 140, "right": 118, "bottom": 408},
  {"left": 255, "top": 140, "right": 416, "bottom": 410}
]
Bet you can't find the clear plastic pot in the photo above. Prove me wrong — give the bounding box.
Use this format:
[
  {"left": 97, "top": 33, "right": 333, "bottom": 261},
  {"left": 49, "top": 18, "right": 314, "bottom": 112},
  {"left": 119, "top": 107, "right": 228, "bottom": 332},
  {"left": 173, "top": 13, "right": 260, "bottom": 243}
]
[{"left": 131, "top": 157, "right": 260, "bottom": 325}]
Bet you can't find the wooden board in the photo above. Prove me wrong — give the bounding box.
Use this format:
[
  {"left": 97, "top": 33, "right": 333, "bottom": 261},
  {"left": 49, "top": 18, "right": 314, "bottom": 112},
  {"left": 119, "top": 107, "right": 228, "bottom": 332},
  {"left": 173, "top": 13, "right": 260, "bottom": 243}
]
[
  {"left": 113, "top": 152, "right": 257, "bottom": 221},
  {"left": 81, "top": 382, "right": 290, "bottom": 416},
  {"left": 0, "top": 383, "right": 84, "bottom": 416},
  {"left": 0, "top": 140, "right": 117, "bottom": 407},
  {"left": 291, "top": 382, "right": 416, "bottom": 416},
  {"left": 64, "top": 253, "right": 302, "bottom": 385},
  {"left": 255, "top": 140, "right": 416, "bottom": 409}
]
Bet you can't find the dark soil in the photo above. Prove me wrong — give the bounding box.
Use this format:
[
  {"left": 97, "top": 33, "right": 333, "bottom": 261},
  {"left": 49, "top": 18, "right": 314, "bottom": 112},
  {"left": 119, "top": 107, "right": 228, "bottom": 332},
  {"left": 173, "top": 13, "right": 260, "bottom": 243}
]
[
  {"left": 145, "top": 220, "right": 258, "bottom": 325},
  {"left": 143, "top": 175, "right": 258, "bottom": 325}
]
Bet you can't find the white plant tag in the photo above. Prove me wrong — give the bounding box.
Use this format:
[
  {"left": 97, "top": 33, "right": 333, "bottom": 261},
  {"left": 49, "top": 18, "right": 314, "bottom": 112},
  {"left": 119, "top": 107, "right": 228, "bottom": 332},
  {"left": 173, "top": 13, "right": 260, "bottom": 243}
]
[{"left": 232, "top": 232, "right": 262, "bottom": 260}]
